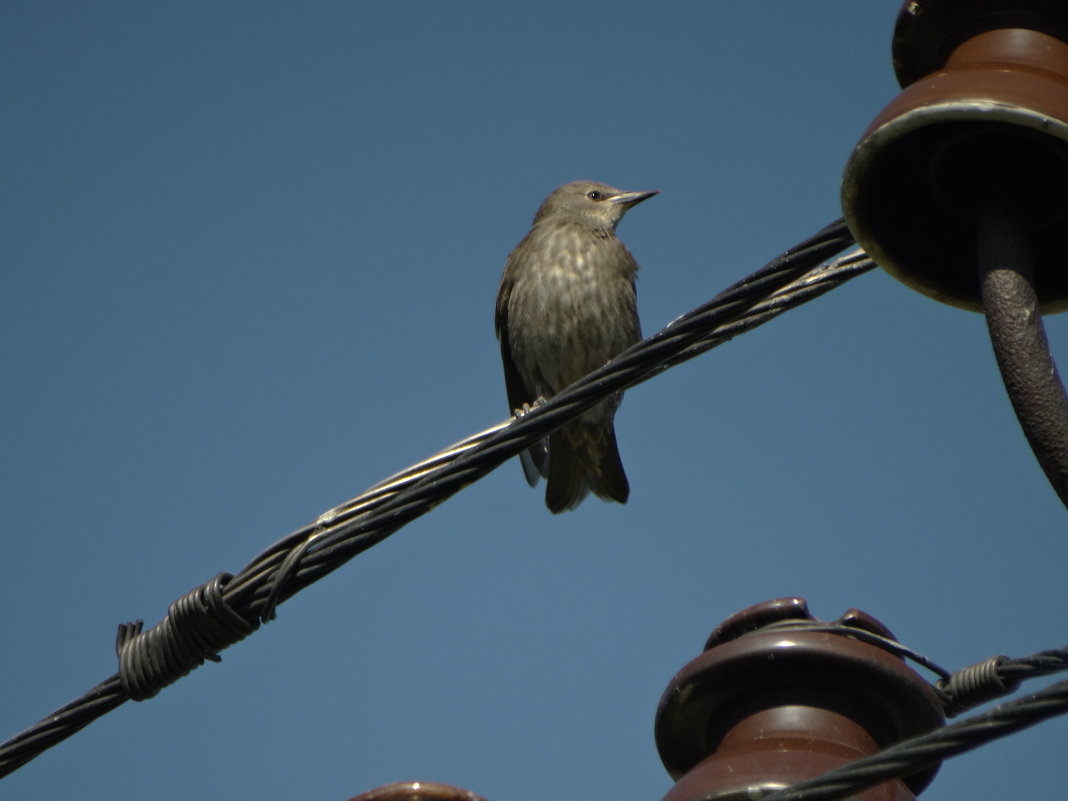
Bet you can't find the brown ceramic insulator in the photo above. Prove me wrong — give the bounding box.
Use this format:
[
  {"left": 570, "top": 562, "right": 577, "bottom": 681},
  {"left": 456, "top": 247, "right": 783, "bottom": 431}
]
[
  {"left": 841, "top": 0, "right": 1068, "bottom": 311},
  {"left": 345, "top": 782, "right": 490, "bottom": 801},
  {"left": 655, "top": 599, "right": 945, "bottom": 801}
]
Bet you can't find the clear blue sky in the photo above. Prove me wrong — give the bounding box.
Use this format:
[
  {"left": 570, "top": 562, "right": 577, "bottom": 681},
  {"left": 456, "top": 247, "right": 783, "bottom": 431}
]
[{"left": 3, "top": 3, "right": 1066, "bottom": 800}]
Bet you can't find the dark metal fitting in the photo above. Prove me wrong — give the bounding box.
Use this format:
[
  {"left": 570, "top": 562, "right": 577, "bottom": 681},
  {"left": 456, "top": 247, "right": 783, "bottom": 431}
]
[{"left": 655, "top": 598, "right": 945, "bottom": 801}]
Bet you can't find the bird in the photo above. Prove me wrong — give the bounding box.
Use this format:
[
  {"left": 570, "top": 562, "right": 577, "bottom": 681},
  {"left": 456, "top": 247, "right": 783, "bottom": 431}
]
[{"left": 495, "top": 180, "right": 658, "bottom": 513}]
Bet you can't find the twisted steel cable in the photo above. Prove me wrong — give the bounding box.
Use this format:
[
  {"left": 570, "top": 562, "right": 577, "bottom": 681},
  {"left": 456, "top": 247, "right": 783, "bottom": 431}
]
[
  {"left": 1, "top": 219, "right": 869, "bottom": 778},
  {"left": 759, "top": 677, "right": 1068, "bottom": 801}
]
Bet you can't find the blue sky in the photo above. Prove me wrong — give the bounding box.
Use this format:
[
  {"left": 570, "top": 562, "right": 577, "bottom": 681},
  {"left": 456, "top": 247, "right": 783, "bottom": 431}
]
[{"left": 3, "top": 3, "right": 1066, "bottom": 800}]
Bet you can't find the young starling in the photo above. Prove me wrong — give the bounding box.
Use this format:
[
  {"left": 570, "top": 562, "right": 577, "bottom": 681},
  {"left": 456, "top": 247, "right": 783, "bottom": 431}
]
[{"left": 495, "top": 180, "right": 658, "bottom": 513}]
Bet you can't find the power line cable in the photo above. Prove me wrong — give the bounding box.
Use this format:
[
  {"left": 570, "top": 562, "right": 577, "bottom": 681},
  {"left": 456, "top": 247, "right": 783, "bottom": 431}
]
[{"left": 0, "top": 219, "right": 869, "bottom": 778}]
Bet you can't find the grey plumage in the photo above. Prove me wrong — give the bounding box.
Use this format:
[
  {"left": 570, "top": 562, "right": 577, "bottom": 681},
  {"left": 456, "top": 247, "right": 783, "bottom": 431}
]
[{"left": 495, "top": 180, "right": 658, "bottom": 513}]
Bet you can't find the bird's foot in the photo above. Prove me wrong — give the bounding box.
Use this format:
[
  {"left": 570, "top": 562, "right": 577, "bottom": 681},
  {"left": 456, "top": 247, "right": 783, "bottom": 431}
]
[{"left": 512, "top": 397, "right": 548, "bottom": 419}]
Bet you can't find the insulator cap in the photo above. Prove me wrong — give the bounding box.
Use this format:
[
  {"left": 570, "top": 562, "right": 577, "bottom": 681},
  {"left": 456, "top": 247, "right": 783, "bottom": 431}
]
[
  {"left": 841, "top": 0, "right": 1068, "bottom": 311},
  {"left": 346, "top": 782, "right": 489, "bottom": 801},
  {"left": 655, "top": 598, "right": 945, "bottom": 801}
]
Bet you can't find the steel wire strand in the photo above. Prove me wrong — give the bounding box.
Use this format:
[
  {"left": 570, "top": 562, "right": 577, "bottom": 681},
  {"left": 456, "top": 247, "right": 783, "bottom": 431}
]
[
  {"left": 758, "top": 678, "right": 1068, "bottom": 801},
  {"left": 0, "top": 677, "right": 125, "bottom": 777},
  {"left": 1001, "top": 648, "right": 1068, "bottom": 681},
  {"left": 935, "top": 646, "right": 1068, "bottom": 716},
  {"left": 253, "top": 245, "right": 872, "bottom": 577},
  {"left": 0, "top": 219, "right": 867, "bottom": 779},
  {"left": 229, "top": 221, "right": 863, "bottom": 615},
  {"left": 245, "top": 247, "right": 876, "bottom": 620},
  {"left": 233, "top": 222, "right": 862, "bottom": 574},
  {"left": 747, "top": 624, "right": 1068, "bottom": 719}
]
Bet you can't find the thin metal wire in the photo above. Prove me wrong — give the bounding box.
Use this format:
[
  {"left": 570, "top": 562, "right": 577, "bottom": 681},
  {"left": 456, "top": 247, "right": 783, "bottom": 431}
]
[
  {"left": 0, "top": 220, "right": 868, "bottom": 779},
  {"left": 935, "top": 645, "right": 1068, "bottom": 716},
  {"left": 244, "top": 233, "right": 869, "bottom": 619},
  {"left": 758, "top": 677, "right": 1068, "bottom": 801},
  {"left": 1001, "top": 648, "right": 1068, "bottom": 681},
  {"left": 756, "top": 620, "right": 953, "bottom": 682}
]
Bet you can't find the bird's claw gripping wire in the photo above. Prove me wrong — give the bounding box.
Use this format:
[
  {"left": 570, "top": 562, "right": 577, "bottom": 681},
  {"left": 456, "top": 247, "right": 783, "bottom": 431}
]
[{"left": 512, "top": 397, "right": 548, "bottom": 419}]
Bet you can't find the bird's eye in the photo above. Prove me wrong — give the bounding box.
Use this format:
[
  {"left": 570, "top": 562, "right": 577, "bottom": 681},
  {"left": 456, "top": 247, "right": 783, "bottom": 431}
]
[{"left": 587, "top": 190, "right": 603, "bottom": 201}]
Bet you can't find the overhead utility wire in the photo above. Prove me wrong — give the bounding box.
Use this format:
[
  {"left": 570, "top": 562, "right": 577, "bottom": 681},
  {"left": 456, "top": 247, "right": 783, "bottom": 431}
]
[{"left": 0, "top": 219, "right": 868, "bottom": 779}]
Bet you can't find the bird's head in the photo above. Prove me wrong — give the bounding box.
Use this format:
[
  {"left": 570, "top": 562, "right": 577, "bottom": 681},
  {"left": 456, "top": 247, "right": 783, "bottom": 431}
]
[{"left": 533, "top": 180, "right": 659, "bottom": 233}]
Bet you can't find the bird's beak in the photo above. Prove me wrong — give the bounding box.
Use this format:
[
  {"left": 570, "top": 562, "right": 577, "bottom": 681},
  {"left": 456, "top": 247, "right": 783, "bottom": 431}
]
[{"left": 610, "top": 189, "right": 660, "bottom": 208}]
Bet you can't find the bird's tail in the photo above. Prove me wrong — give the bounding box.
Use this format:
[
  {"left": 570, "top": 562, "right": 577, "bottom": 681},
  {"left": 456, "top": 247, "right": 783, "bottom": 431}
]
[
  {"left": 544, "top": 424, "right": 629, "bottom": 513},
  {"left": 589, "top": 425, "right": 630, "bottom": 504}
]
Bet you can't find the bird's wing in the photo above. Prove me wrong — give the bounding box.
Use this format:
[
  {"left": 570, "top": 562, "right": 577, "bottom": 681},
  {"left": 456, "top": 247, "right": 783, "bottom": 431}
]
[
  {"left": 496, "top": 267, "right": 548, "bottom": 485},
  {"left": 494, "top": 272, "right": 534, "bottom": 416}
]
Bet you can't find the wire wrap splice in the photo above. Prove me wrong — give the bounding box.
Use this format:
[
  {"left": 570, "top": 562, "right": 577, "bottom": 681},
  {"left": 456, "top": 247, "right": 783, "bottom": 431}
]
[
  {"left": 937, "top": 655, "right": 1020, "bottom": 718},
  {"left": 115, "top": 573, "right": 258, "bottom": 701},
  {"left": 0, "top": 219, "right": 869, "bottom": 777}
]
